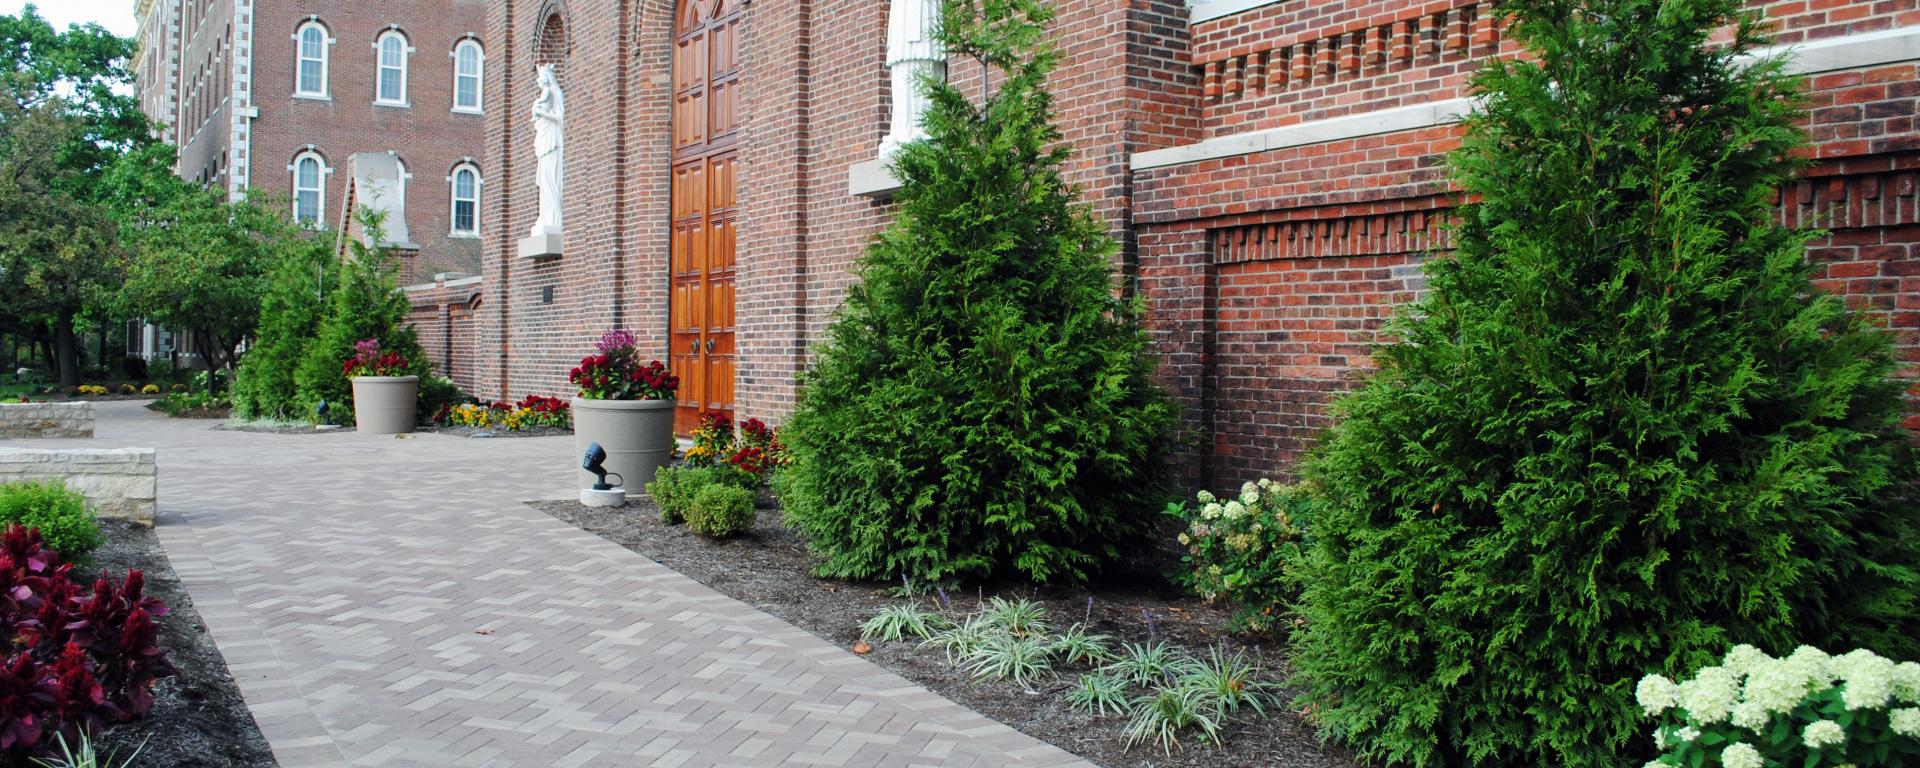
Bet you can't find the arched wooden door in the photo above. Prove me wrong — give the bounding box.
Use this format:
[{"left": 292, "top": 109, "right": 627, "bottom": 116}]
[{"left": 670, "top": 0, "right": 741, "bottom": 433}]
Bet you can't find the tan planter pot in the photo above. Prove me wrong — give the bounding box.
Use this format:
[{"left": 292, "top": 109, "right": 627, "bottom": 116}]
[
  {"left": 572, "top": 397, "right": 675, "bottom": 490},
  {"left": 350, "top": 376, "right": 418, "bottom": 434}
]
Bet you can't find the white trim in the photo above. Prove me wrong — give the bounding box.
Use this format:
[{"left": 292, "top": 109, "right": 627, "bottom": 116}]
[
  {"left": 1189, "top": 0, "right": 1282, "bottom": 24},
  {"left": 1130, "top": 25, "right": 1920, "bottom": 172},
  {"left": 452, "top": 38, "right": 484, "bottom": 113},
  {"left": 449, "top": 163, "right": 482, "bottom": 237},
  {"left": 293, "top": 20, "right": 330, "bottom": 98},
  {"left": 291, "top": 151, "right": 328, "bottom": 225},
  {"left": 375, "top": 30, "right": 410, "bottom": 106}
]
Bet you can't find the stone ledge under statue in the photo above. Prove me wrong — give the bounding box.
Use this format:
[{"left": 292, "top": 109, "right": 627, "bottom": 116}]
[{"left": 519, "top": 226, "right": 564, "bottom": 259}]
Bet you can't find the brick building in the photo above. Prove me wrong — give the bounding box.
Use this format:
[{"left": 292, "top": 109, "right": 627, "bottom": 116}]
[
  {"left": 473, "top": 0, "right": 1920, "bottom": 484},
  {"left": 132, "top": 0, "right": 492, "bottom": 375}
]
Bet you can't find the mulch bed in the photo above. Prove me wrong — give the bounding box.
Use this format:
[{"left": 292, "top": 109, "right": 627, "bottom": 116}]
[
  {"left": 86, "top": 521, "right": 278, "bottom": 767},
  {"left": 530, "top": 494, "right": 1361, "bottom": 768},
  {"left": 213, "top": 422, "right": 344, "bottom": 434},
  {"left": 141, "top": 400, "right": 232, "bottom": 420}
]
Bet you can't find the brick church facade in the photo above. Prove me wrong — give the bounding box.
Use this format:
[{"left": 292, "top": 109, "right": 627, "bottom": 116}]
[{"left": 470, "top": 0, "right": 1920, "bottom": 485}]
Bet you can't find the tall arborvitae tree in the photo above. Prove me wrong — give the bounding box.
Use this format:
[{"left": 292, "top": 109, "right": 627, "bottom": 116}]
[
  {"left": 292, "top": 212, "right": 429, "bottom": 424},
  {"left": 1291, "top": 0, "right": 1920, "bottom": 764},
  {"left": 779, "top": 0, "right": 1176, "bottom": 584}
]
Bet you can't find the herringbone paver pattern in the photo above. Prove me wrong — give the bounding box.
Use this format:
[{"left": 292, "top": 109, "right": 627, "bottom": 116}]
[{"left": 34, "top": 402, "right": 1092, "bottom": 767}]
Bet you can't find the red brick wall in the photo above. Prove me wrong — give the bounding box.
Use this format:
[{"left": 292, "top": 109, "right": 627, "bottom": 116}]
[
  {"left": 405, "top": 277, "right": 484, "bottom": 392},
  {"left": 1140, "top": 3, "right": 1920, "bottom": 487},
  {"left": 472, "top": 0, "right": 1920, "bottom": 490},
  {"left": 249, "top": 0, "right": 488, "bottom": 281}
]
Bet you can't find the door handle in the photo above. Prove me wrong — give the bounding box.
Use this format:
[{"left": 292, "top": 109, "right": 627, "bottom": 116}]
[
  {"left": 705, "top": 338, "right": 716, "bottom": 353},
  {"left": 689, "top": 339, "right": 699, "bottom": 353}
]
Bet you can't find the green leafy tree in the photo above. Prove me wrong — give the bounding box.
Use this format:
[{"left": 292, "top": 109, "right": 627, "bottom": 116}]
[
  {"left": 0, "top": 6, "right": 149, "bottom": 386},
  {"left": 1290, "top": 0, "right": 1920, "bottom": 765},
  {"left": 292, "top": 212, "right": 428, "bottom": 424},
  {"left": 779, "top": 0, "right": 1176, "bottom": 585},
  {"left": 114, "top": 156, "right": 319, "bottom": 390}
]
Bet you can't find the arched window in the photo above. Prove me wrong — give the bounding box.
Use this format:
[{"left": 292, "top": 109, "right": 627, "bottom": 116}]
[
  {"left": 291, "top": 151, "right": 327, "bottom": 225},
  {"left": 452, "top": 39, "right": 483, "bottom": 113},
  {"left": 294, "top": 20, "right": 329, "bottom": 96},
  {"left": 375, "top": 30, "right": 410, "bottom": 105},
  {"left": 449, "top": 163, "right": 481, "bottom": 236}
]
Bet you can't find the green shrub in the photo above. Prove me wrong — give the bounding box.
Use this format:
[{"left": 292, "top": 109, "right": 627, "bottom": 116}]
[
  {"left": 645, "top": 466, "right": 722, "bottom": 524},
  {"left": 686, "top": 483, "right": 755, "bottom": 539},
  {"left": 1169, "top": 479, "right": 1310, "bottom": 634},
  {"left": 233, "top": 225, "right": 333, "bottom": 421},
  {"left": 292, "top": 212, "right": 429, "bottom": 426},
  {"left": 0, "top": 481, "right": 102, "bottom": 560},
  {"left": 1291, "top": 0, "right": 1920, "bottom": 764},
  {"left": 778, "top": 0, "right": 1174, "bottom": 585}
]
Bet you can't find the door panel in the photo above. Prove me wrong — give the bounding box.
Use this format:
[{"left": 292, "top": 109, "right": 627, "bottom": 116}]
[{"left": 670, "top": 0, "right": 742, "bottom": 435}]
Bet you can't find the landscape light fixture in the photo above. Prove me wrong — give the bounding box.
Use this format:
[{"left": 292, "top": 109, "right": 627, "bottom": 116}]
[
  {"left": 582, "top": 442, "right": 622, "bottom": 490},
  {"left": 315, "top": 398, "right": 329, "bottom": 421}
]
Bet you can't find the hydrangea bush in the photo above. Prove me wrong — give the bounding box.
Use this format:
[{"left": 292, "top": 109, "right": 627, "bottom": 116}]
[
  {"left": 1639, "top": 645, "right": 1920, "bottom": 767},
  {"left": 1168, "top": 479, "right": 1308, "bottom": 633}
]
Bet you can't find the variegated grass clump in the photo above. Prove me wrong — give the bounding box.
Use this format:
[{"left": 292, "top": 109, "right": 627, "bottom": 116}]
[{"left": 860, "top": 598, "right": 1279, "bottom": 754}]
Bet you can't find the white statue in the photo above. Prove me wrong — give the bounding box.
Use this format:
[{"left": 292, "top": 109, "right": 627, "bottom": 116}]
[
  {"left": 881, "top": 0, "right": 944, "bottom": 157},
  {"left": 531, "top": 64, "right": 565, "bottom": 235}
]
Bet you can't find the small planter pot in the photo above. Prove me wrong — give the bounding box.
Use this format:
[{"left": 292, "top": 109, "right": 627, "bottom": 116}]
[
  {"left": 350, "top": 376, "right": 419, "bottom": 434},
  {"left": 571, "top": 397, "right": 676, "bottom": 490}
]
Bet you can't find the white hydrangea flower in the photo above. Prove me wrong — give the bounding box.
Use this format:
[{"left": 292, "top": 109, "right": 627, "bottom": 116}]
[
  {"left": 1730, "top": 701, "right": 1770, "bottom": 732},
  {"left": 1723, "top": 644, "right": 1770, "bottom": 678},
  {"left": 1893, "top": 662, "right": 1920, "bottom": 703},
  {"left": 1195, "top": 490, "right": 1215, "bottom": 504},
  {"left": 1677, "top": 667, "right": 1739, "bottom": 724},
  {"left": 1201, "top": 503, "right": 1222, "bottom": 520},
  {"left": 1802, "top": 720, "right": 1845, "bottom": 749},
  {"left": 1785, "top": 646, "right": 1834, "bottom": 687},
  {"left": 1830, "top": 649, "right": 1896, "bottom": 710},
  {"left": 1257, "top": 477, "right": 1276, "bottom": 490},
  {"left": 1675, "top": 725, "right": 1700, "bottom": 743},
  {"left": 1240, "top": 481, "right": 1257, "bottom": 496},
  {"left": 1746, "top": 659, "right": 1813, "bottom": 714},
  {"left": 1240, "top": 488, "right": 1259, "bottom": 506},
  {"left": 1891, "top": 707, "right": 1920, "bottom": 738},
  {"left": 1641, "top": 762, "right": 1664, "bottom": 768},
  {"left": 1223, "top": 500, "right": 1246, "bottom": 519},
  {"left": 1636, "top": 675, "right": 1680, "bottom": 716},
  {"left": 1720, "top": 742, "right": 1763, "bottom": 768}
]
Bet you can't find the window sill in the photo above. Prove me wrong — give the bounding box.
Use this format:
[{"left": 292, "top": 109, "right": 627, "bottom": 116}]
[
  {"left": 450, "top": 107, "right": 484, "bottom": 116},
  {"left": 448, "top": 232, "right": 481, "bottom": 240},
  {"left": 292, "top": 92, "right": 331, "bottom": 102},
  {"left": 373, "top": 100, "right": 412, "bottom": 110}
]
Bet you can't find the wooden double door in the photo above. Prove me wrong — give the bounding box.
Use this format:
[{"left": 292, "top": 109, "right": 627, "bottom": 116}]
[{"left": 670, "top": 0, "right": 741, "bottom": 433}]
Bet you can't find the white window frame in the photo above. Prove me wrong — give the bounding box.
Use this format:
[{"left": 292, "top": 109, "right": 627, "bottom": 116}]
[
  {"left": 374, "top": 29, "right": 412, "bottom": 107},
  {"left": 451, "top": 39, "right": 484, "bottom": 114},
  {"left": 448, "top": 162, "right": 481, "bottom": 237},
  {"left": 292, "top": 20, "right": 331, "bottom": 99},
  {"left": 290, "top": 150, "right": 329, "bottom": 226}
]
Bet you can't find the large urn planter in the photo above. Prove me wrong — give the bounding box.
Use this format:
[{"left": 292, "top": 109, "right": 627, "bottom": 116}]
[
  {"left": 350, "top": 375, "right": 419, "bottom": 434},
  {"left": 572, "top": 397, "right": 675, "bottom": 490}
]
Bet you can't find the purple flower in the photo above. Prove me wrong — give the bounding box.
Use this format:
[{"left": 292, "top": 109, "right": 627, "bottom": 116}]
[
  {"left": 354, "top": 338, "right": 381, "bottom": 358},
  {"left": 596, "top": 329, "right": 638, "bottom": 354}
]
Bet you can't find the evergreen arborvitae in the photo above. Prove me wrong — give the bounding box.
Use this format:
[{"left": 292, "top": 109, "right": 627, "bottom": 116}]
[
  {"left": 779, "top": 0, "right": 1176, "bottom": 584},
  {"left": 292, "top": 214, "right": 429, "bottom": 424},
  {"left": 1292, "top": 0, "right": 1920, "bottom": 764},
  {"left": 234, "top": 228, "right": 333, "bottom": 420}
]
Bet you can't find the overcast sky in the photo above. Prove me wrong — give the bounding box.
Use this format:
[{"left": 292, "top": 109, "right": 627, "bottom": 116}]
[{"left": 1, "top": 0, "right": 138, "bottom": 38}]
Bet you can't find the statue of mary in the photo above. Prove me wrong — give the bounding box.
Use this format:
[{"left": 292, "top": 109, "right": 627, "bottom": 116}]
[{"left": 532, "top": 64, "right": 565, "bottom": 235}]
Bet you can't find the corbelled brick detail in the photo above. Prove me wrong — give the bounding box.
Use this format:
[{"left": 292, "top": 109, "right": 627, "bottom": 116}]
[
  {"left": 0, "top": 402, "right": 96, "bottom": 439},
  {"left": 0, "top": 448, "right": 158, "bottom": 525}
]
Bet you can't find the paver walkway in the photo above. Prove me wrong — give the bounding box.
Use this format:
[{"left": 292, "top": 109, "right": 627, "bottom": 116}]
[{"left": 27, "top": 402, "right": 1091, "bottom": 767}]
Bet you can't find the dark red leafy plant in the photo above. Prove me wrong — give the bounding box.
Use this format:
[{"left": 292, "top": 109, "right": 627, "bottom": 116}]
[{"left": 0, "top": 525, "right": 174, "bottom": 762}]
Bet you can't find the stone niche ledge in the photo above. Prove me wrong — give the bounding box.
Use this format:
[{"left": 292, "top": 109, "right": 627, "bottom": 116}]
[
  {"left": 0, "top": 447, "right": 158, "bottom": 526},
  {"left": 0, "top": 401, "right": 95, "bottom": 439},
  {"left": 519, "top": 230, "right": 564, "bottom": 260},
  {"left": 849, "top": 157, "right": 902, "bottom": 199}
]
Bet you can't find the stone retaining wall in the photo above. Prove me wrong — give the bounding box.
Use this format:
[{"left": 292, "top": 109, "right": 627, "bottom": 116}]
[
  {"left": 0, "top": 402, "right": 95, "bottom": 439},
  {"left": 0, "top": 448, "right": 157, "bottom": 525}
]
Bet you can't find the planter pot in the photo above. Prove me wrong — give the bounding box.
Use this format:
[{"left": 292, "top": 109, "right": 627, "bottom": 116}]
[
  {"left": 350, "top": 376, "right": 419, "bottom": 434},
  {"left": 572, "top": 397, "right": 676, "bottom": 490}
]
